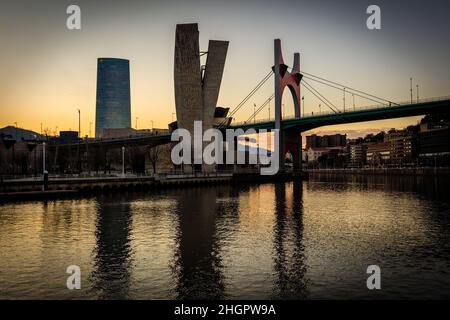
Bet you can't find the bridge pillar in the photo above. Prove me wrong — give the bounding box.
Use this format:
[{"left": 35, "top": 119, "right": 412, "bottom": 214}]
[
  {"left": 273, "top": 39, "right": 303, "bottom": 172},
  {"left": 280, "top": 129, "right": 302, "bottom": 170}
]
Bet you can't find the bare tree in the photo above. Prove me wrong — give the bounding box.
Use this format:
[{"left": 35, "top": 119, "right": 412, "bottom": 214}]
[{"left": 148, "top": 145, "right": 161, "bottom": 174}]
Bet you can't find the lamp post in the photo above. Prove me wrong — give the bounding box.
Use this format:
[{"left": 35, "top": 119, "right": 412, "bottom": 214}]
[
  {"left": 43, "top": 142, "right": 46, "bottom": 173},
  {"left": 253, "top": 103, "right": 256, "bottom": 124},
  {"left": 77, "top": 108, "right": 81, "bottom": 173},
  {"left": 151, "top": 120, "right": 154, "bottom": 131},
  {"left": 416, "top": 84, "right": 419, "bottom": 103},
  {"left": 343, "top": 88, "right": 346, "bottom": 112},
  {"left": 14, "top": 122, "right": 18, "bottom": 139},
  {"left": 121, "top": 146, "right": 125, "bottom": 177},
  {"left": 302, "top": 96, "right": 305, "bottom": 118},
  {"left": 13, "top": 122, "right": 18, "bottom": 175},
  {"left": 410, "top": 77, "right": 413, "bottom": 104},
  {"left": 42, "top": 142, "right": 48, "bottom": 191}
]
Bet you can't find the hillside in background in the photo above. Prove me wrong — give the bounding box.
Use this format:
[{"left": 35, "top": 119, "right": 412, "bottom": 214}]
[{"left": 0, "top": 126, "right": 44, "bottom": 140}]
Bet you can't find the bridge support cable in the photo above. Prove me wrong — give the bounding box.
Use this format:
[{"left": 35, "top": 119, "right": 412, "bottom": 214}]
[
  {"left": 302, "top": 81, "right": 339, "bottom": 114},
  {"left": 302, "top": 75, "right": 391, "bottom": 107},
  {"left": 301, "top": 71, "right": 399, "bottom": 106},
  {"left": 218, "top": 70, "right": 273, "bottom": 128},
  {"left": 245, "top": 94, "right": 275, "bottom": 124},
  {"left": 302, "top": 79, "right": 340, "bottom": 113}
]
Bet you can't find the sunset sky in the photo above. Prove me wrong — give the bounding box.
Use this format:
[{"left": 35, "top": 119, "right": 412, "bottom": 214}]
[{"left": 1, "top": 0, "right": 449, "bottom": 138}]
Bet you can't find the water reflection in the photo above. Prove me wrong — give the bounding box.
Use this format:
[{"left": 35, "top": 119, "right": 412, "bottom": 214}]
[
  {"left": 1, "top": 175, "right": 450, "bottom": 299},
  {"left": 172, "top": 187, "right": 227, "bottom": 299},
  {"left": 273, "top": 181, "right": 308, "bottom": 299},
  {"left": 309, "top": 173, "right": 450, "bottom": 201},
  {"left": 90, "top": 195, "right": 133, "bottom": 299}
]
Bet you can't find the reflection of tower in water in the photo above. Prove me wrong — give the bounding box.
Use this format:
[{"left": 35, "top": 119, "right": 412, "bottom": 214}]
[
  {"left": 90, "top": 195, "right": 133, "bottom": 299},
  {"left": 172, "top": 187, "right": 230, "bottom": 299},
  {"left": 273, "top": 181, "right": 308, "bottom": 299}
]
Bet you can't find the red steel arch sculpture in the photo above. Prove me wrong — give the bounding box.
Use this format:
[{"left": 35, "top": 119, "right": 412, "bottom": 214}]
[
  {"left": 273, "top": 38, "right": 302, "bottom": 128},
  {"left": 273, "top": 39, "right": 303, "bottom": 170}
]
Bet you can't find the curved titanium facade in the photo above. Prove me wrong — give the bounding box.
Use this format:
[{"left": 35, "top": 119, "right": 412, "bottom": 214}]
[{"left": 95, "top": 58, "right": 131, "bottom": 138}]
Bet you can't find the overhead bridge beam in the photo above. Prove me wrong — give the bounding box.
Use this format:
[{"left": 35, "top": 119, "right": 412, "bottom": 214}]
[
  {"left": 231, "top": 98, "right": 450, "bottom": 132},
  {"left": 56, "top": 134, "right": 172, "bottom": 149}
]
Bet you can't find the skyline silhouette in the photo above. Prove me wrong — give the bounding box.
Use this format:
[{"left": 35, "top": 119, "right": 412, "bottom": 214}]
[{"left": 1, "top": 0, "right": 449, "bottom": 137}]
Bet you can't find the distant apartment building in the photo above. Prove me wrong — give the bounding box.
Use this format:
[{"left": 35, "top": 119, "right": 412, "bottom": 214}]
[
  {"left": 418, "top": 122, "right": 450, "bottom": 166},
  {"left": 366, "top": 142, "right": 391, "bottom": 166},
  {"left": 305, "top": 133, "right": 347, "bottom": 149},
  {"left": 303, "top": 147, "right": 328, "bottom": 163},
  {"left": 385, "top": 129, "right": 415, "bottom": 164},
  {"left": 349, "top": 144, "right": 366, "bottom": 168},
  {"left": 303, "top": 146, "right": 347, "bottom": 168},
  {"left": 59, "top": 131, "right": 79, "bottom": 143},
  {"left": 100, "top": 128, "right": 170, "bottom": 139},
  {"left": 95, "top": 58, "right": 131, "bottom": 138}
]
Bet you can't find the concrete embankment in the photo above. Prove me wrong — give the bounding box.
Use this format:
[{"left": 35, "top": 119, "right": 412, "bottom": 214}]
[
  {"left": 1, "top": 173, "right": 230, "bottom": 192},
  {"left": 306, "top": 167, "right": 450, "bottom": 176},
  {"left": 0, "top": 171, "right": 308, "bottom": 202}
]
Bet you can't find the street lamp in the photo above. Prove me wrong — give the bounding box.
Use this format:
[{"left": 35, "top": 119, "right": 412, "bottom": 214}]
[
  {"left": 416, "top": 84, "right": 419, "bottom": 103},
  {"left": 77, "top": 109, "right": 81, "bottom": 137},
  {"left": 302, "top": 96, "right": 305, "bottom": 118},
  {"left": 343, "top": 88, "right": 346, "bottom": 112},
  {"left": 43, "top": 142, "right": 46, "bottom": 173},
  {"left": 42, "top": 142, "right": 48, "bottom": 191},
  {"left": 135, "top": 117, "right": 138, "bottom": 130},
  {"left": 14, "top": 122, "right": 18, "bottom": 140},
  {"left": 151, "top": 120, "right": 154, "bottom": 131},
  {"left": 253, "top": 103, "right": 256, "bottom": 124},
  {"left": 410, "top": 77, "right": 413, "bottom": 104},
  {"left": 121, "top": 146, "right": 125, "bottom": 177},
  {"left": 77, "top": 108, "right": 81, "bottom": 173}
]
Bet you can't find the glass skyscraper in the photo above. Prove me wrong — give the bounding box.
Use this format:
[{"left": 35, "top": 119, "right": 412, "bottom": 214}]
[{"left": 95, "top": 58, "right": 131, "bottom": 138}]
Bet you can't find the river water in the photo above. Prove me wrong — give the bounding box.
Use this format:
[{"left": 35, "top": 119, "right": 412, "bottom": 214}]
[{"left": 1, "top": 175, "right": 450, "bottom": 299}]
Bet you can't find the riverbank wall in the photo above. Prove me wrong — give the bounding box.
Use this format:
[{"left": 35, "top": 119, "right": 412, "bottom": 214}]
[
  {"left": 0, "top": 170, "right": 308, "bottom": 202},
  {"left": 306, "top": 167, "right": 450, "bottom": 176}
]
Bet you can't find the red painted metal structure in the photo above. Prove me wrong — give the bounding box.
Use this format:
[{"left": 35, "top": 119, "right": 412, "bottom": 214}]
[
  {"left": 273, "top": 39, "right": 303, "bottom": 170},
  {"left": 273, "top": 39, "right": 302, "bottom": 127}
]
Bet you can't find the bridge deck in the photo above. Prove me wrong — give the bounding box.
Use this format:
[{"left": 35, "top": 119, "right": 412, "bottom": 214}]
[{"left": 230, "top": 97, "right": 450, "bottom": 132}]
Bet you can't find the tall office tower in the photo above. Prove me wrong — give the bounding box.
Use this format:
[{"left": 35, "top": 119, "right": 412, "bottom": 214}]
[{"left": 95, "top": 58, "right": 131, "bottom": 138}]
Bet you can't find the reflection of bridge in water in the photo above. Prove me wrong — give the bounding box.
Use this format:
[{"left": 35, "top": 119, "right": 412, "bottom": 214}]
[{"left": 82, "top": 182, "right": 309, "bottom": 299}]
